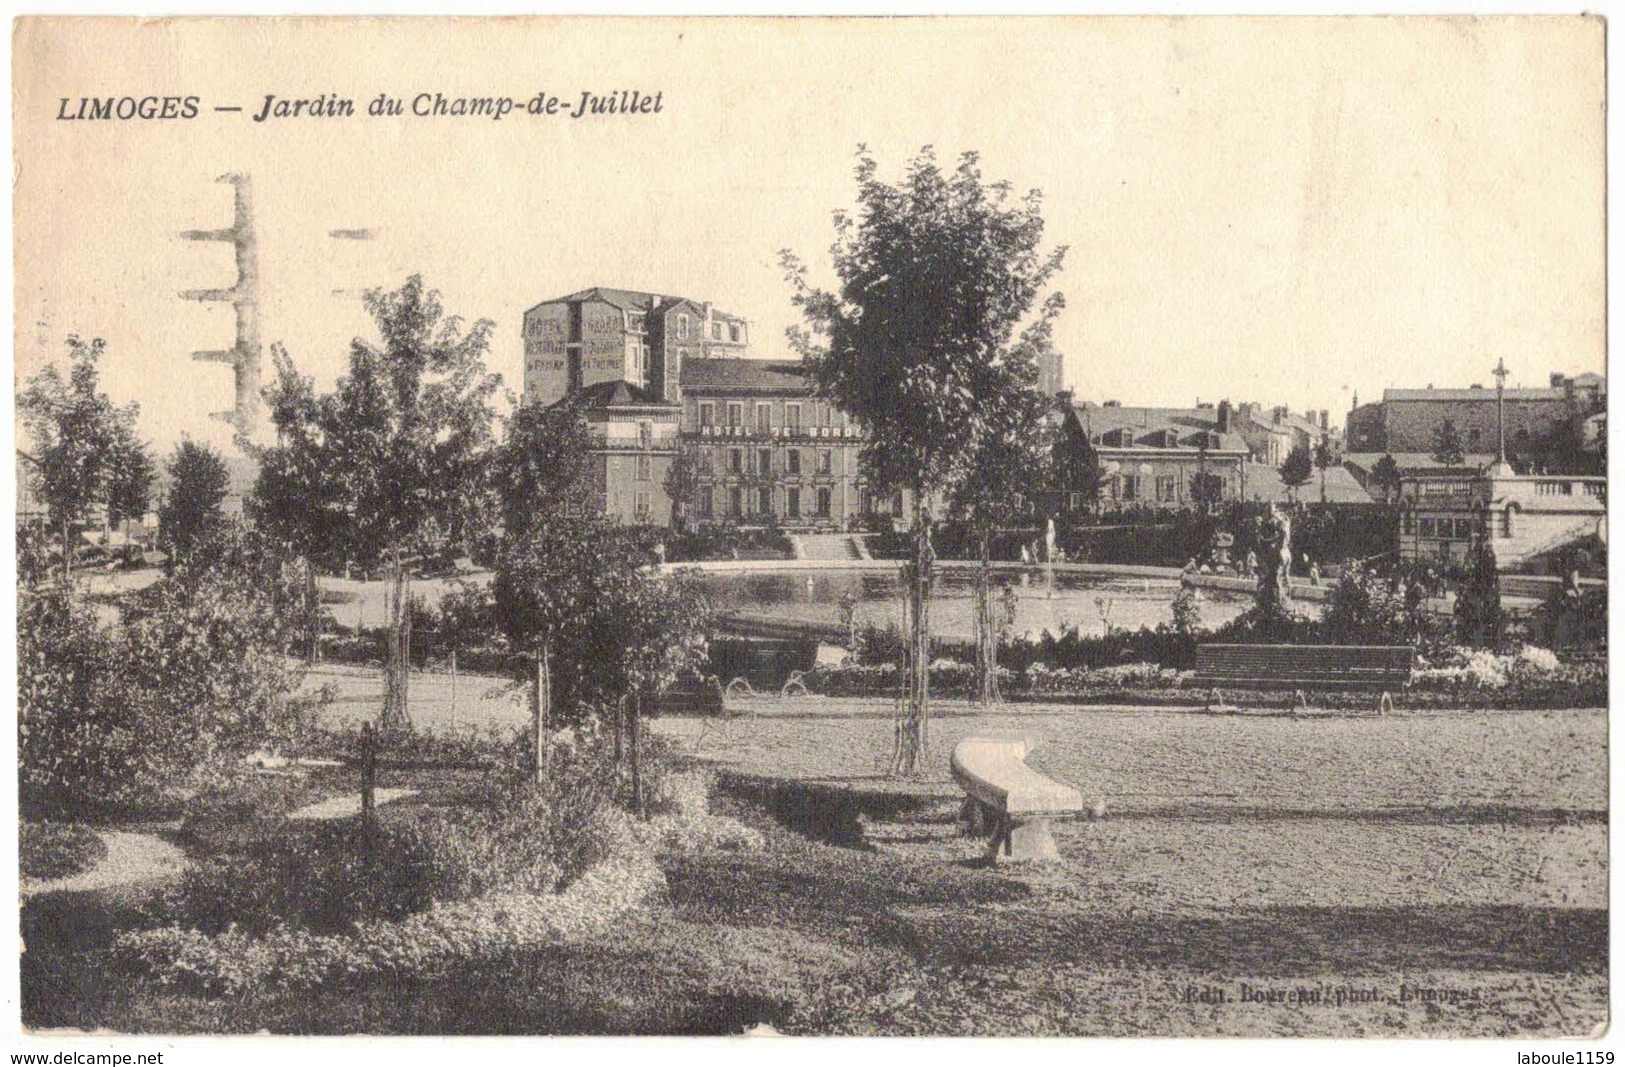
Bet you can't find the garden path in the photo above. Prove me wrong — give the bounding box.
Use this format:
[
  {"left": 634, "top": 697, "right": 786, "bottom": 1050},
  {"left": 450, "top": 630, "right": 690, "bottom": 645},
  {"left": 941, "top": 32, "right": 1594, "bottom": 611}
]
[
  {"left": 287, "top": 788, "right": 418, "bottom": 821},
  {"left": 21, "top": 830, "right": 185, "bottom": 898}
]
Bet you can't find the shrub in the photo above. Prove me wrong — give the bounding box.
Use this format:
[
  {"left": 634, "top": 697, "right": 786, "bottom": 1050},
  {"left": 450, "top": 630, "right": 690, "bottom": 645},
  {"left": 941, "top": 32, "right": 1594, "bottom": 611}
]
[
  {"left": 19, "top": 527, "right": 319, "bottom": 818},
  {"left": 20, "top": 821, "right": 106, "bottom": 881}
]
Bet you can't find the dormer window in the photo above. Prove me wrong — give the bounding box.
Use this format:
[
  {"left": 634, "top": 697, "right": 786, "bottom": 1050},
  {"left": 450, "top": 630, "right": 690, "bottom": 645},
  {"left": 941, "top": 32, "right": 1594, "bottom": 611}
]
[
  {"left": 711, "top": 322, "right": 722, "bottom": 341},
  {"left": 677, "top": 314, "right": 689, "bottom": 340},
  {"left": 730, "top": 323, "right": 742, "bottom": 343}
]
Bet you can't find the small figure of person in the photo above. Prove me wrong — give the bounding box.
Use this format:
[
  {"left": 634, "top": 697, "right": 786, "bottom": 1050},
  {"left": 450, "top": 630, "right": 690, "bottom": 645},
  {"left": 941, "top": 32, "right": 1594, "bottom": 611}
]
[
  {"left": 1308, "top": 559, "right": 1321, "bottom": 587},
  {"left": 1245, "top": 549, "right": 1258, "bottom": 578}
]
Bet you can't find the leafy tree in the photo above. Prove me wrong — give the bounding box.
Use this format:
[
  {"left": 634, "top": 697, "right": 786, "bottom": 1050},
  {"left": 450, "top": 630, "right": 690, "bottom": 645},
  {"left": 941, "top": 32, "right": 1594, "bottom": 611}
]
[
  {"left": 18, "top": 336, "right": 153, "bottom": 572},
  {"left": 254, "top": 276, "right": 503, "bottom": 730},
  {"left": 492, "top": 513, "right": 710, "bottom": 813},
  {"left": 781, "top": 146, "right": 1066, "bottom": 774},
  {"left": 1369, "top": 453, "right": 1402, "bottom": 504},
  {"left": 947, "top": 313, "right": 1059, "bottom": 705},
  {"left": 1322, "top": 561, "right": 1423, "bottom": 646},
  {"left": 159, "top": 438, "right": 231, "bottom": 564},
  {"left": 1314, "top": 434, "right": 1334, "bottom": 503},
  {"left": 663, "top": 442, "right": 703, "bottom": 531},
  {"left": 1454, "top": 533, "right": 1504, "bottom": 648},
  {"left": 1279, "top": 443, "right": 1313, "bottom": 501},
  {"left": 1053, "top": 428, "right": 1106, "bottom": 514},
  {"left": 490, "top": 396, "right": 595, "bottom": 535},
  {"left": 1431, "top": 419, "right": 1465, "bottom": 467}
]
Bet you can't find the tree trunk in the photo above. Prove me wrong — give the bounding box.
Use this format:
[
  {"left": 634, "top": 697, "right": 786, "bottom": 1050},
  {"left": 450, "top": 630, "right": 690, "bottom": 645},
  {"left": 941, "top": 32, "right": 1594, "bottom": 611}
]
[
  {"left": 305, "top": 559, "right": 320, "bottom": 664},
  {"left": 381, "top": 548, "right": 411, "bottom": 732},
  {"left": 975, "top": 528, "right": 1001, "bottom": 705},
  {"left": 613, "top": 696, "right": 625, "bottom": 767},
  {"left": 893, "top": 491, "right": 933, "bottom": 776},
  {"left": 61, "top": 519, "right": 72, "bottom": 580},
  {"left": 532, "top": 643, "right": 551, "bottom": 785},
  {"left": 629, "top": 690, "right": 645, "bottom": 818}
]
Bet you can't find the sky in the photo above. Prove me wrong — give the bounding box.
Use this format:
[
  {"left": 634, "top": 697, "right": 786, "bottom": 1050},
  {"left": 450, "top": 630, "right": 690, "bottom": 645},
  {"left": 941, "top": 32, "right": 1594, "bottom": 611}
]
[{"left": 13, "top": 16, "right": 1606, "bottom": 456}]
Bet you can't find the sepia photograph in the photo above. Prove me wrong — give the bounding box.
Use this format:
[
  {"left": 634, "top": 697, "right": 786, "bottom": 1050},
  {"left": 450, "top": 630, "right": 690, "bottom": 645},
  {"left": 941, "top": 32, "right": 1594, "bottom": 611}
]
[{"left": 9, "top": 14, "right": 1608, "bottom": 1043}]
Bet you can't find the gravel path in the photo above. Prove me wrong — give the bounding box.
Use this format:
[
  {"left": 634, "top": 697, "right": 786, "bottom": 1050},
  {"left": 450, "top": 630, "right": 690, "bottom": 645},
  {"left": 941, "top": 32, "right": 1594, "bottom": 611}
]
[
  {"left": 21, "top": 831, "right": 185, "bottom": 898},
  {"left": 287, "top": 788, "right": 418, "bottom": 821}
]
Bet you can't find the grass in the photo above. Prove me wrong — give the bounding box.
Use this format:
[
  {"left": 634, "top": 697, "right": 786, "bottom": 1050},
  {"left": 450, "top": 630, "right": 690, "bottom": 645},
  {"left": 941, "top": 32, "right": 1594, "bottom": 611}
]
[{"left": 20, "top": 822, "right": 107, "bottom": 881}]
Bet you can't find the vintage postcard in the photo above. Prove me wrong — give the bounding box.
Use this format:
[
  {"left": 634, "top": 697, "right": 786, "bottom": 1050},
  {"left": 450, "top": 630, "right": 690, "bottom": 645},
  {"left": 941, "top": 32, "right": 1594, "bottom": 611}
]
[{"left": 10, "top": 14, "right": 1607, "bottom": 1047}]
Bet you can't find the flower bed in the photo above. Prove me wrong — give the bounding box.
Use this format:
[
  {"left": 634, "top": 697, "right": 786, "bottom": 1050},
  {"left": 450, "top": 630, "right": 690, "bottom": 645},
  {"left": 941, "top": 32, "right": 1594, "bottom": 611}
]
[{"left": 800, "top": 644, "right": 1602, "bottom": 709}]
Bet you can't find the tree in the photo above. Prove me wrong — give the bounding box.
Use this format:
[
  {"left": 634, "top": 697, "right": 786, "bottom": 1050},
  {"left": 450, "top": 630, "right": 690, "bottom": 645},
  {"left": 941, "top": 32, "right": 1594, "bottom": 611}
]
[
  {"left": 1189, "top": 471, "right": 1225, "bottom": 511},
  {"left": 1369, "top": 453, "right": 1402, "bottom": 504},
  {"left": 1454, "top": 533, "right": 1504, "bottom": 648},
  {"left": 254, "top": 276, "right": 503, "bottom": 730},
  {"left": 947, "top": 316, "right": 1058, "bottom": 705},
  {"left": 781, "top": 146, "right": 1065, "bottom": 775},
  {"left": 1314, "top": 434, "right": 1334, "bottom": 503},
  {"left": 1053, "top": 427, "right": 1106, "bottom": 515},
  {"left": 159, "top": 438, "right": 231, "bottom": 564},
  {"left": 490, "top": 396, "right": 595, "bottom": 535},
  {"left": 1279, "top": 443, "right": 1313, "bottom": 501},
  {"left": 663, "top": 443, "right": 703, "bottom": 531},
  {"left": 19, "top": 336, "right": 152, "bottom": 573},
  {"left": 1431, "top": 419, "right": 1465, "bottom": 467},
  {"left": 492, "top": 513, "right": 710, "bottom": 813}
]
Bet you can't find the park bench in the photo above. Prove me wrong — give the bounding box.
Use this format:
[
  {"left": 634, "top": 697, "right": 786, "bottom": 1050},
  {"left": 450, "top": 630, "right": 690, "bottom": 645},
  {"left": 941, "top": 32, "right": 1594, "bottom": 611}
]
[
  {"left": 1190, "top": 643, "right": 1413, "bottom": 715},
  {"left": 950, "top": 737, "right": 1084, "bottom": 864}
]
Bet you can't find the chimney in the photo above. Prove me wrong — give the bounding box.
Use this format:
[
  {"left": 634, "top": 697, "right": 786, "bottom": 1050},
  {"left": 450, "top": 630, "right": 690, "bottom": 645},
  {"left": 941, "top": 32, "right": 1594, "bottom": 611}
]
[
  {"left": 1273, "top": 405, "right": 1285, "bottom": 425},
  {"left": 651, "top": 295, "right": 662, "bottom": 308},
  {"left": 1217, "top": 399, "right": 1232, "bottom": 433},
  {"left": 1320, "top": 409, "right": 1328, "bottom": 431}
]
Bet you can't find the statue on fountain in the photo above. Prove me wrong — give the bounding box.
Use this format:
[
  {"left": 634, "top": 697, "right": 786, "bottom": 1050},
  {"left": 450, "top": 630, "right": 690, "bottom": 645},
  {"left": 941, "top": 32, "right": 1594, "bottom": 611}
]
[{"left": 1255, "top": 504, "right": 1293, "bottom": 617}]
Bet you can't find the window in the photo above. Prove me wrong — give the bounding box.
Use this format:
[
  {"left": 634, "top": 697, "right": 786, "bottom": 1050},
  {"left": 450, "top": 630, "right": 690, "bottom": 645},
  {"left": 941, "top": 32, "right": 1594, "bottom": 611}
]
[
  {"left": 698, "top": 402, "right": 714, "bottom": 428},
  {"left": 634, "top": 492, "right": 651, "bottom": 521},
  {"left": 756, "top": 403, "right": 772, "bottom": 432},
  {"left": 891, "top": 493, "right": 904, "bottom": 518},
  {"left": 1455, "top": 517, "right": 1477, "bottom": 539},
  {"left": 727, "top": 402, "right": 743, "bottom": 428},
  {"left": 757, "top": 449, "right": 772, "bottom": 476},
  {"left": 636, "top": 455, "right": 651, "bottom": 481},
  {"left": 785, "top": 404, "right": 801, "bottom": 430},
  {"left": 712, "top": 322, "right": 722, "bottom": 341},
  {"left": 699, "top": 487, "right": 714, "bottom": 518},
  {"left": 1500, "top": 506, "right": 1515, "bottom": 539},
  {"left": 1402, "top": 511, "right": 1415, "bottom": 535},
  {"left": 1419, "top": 517, "right": 1436, "bottom": 538},
  {"left": 1467, "top": 428, "right": 1481, "bottom": 449},
  {"left": 677, "top": 314, "right": 689, "bottom": 340},
  {"left": 728, "top": 486, "right": 743, "bottom": 517},
  {"left": 819, "top": 403, "right": 832, "bottom": 428},
  {"left": 638, "top": 421, "right": 652, "bottom": 449},
  {"left": 787, "top": 488, "right": 801, "bottom": 519},
  {"left": 1068, "top": 492, "right": 1083, "bottom": 511},
  {"left": 817, "top": 449, "right": 832, "bottom": 474},
  {"left": 787, "top": 450, "right": 802, "bottom": 475},
  {"left": 729, "top": 323, "right": 742, "bottom": 343},
  {"left": 816, "top": 487, "right": 831, "bottom": 517},
  {"left": 1157, "top": 475, "right": 1178, "bottom": 502},
  {"left": 729, "top": 449, "right": 743, "bottom": 474},
  {"left": 757, "top": 486, "right": 772, "bottom": 515},
  {"left": 698, "top": 450, "right": 713, "bottom": 474},
  {"left": 1119, "top": 475, "right": 1139, "bottom": 501},
  {"left": 629, "top": 313, "right": 646, "bottom": 333}
]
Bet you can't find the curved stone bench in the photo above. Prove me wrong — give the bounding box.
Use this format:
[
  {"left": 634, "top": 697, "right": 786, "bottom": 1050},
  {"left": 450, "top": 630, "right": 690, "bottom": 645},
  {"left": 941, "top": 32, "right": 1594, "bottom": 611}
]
[{"left": 949, "top": 737, "right": 1083, "bottom": 864}]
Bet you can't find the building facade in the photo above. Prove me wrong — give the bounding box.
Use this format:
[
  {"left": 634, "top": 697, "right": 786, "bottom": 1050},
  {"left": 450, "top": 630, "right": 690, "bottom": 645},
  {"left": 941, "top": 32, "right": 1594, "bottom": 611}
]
[
  {"left": 1398, "top": 468, "right": 1606, "bottom": 569},
  {"left": 522, "top": 287, "right": 877, "bottom": 530},
  {"left": 1345, "top": 372, "right": 1604, "bottom": 464},
  {"left": 1058, "top": 402, "right": 1251, "bottom": 509}
]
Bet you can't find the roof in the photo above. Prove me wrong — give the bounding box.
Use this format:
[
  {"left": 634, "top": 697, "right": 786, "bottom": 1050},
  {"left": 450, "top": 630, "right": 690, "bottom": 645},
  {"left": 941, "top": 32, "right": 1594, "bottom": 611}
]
[
  {"left": 527, "top": 287, "right": 747, "bottom": 323},
  {"left": 1384, "top": 388, "right": 1565, "bottom": 402},
  {"left": 680, "top": 358, "right": 812, "bottom": 396},
  {"left": 1068, "top": 405, "right": 1249, "bottom": 452},
  {"left": 1240, "top": 462, "right": 1374, "bottom": 504},
  {"left": 572, "top": 379, "right": 671, "bottom": 408}
]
